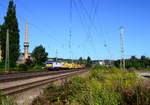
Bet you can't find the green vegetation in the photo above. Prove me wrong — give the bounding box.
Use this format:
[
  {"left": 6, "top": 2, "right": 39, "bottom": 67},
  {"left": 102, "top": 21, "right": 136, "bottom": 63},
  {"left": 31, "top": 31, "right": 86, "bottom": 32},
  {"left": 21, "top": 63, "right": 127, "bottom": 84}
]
[
  {"left": 76, "top": 56, "right": 92, "bottom": 68},
  {"left": 18, "top": 64, "right": 28, "bottom": 71},
  {"left": 86, "top": 56, "right": 92, "bottom": 68},
  {"left": 0, "top": 64, "right": 43, "bottom": 73},
  {"left": 17, "top": 63, "right": 43, "bottom": 71},
  {"left": 31, "top": 45, "right": 48, "bottom": 66},
  {"left": 114, "top": 56, "right": 150, "bottom": 70},
  {"left": 0, "top": 91, "right": 16, "bottom": 105},
  {"left": 0, "top": 0, "right": 20, "bottom": 67},
  {"left": 32, "top": 65, "right": 150, "bottom": 105},
  {"left": 143, "top": 68, "right": 150, "bottom": 71},
  {"left": 0, "top": 62, "right": 4, "bottom": 71},
  {"left": 32, "top": 65, "right": 43, "bottom": 70},
  {"left": 78, "top": 57, "right": 84, "bottom": 64}
]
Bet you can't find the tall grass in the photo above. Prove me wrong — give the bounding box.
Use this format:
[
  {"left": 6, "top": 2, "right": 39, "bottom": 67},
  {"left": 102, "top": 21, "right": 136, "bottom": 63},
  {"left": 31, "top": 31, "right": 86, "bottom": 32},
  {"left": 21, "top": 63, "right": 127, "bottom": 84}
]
[
  {"left": 0, "top": 91, "right": 17, "bottom": 105},
  {"left": 32, "top": 65, "right": 150, "bottom": 105}
]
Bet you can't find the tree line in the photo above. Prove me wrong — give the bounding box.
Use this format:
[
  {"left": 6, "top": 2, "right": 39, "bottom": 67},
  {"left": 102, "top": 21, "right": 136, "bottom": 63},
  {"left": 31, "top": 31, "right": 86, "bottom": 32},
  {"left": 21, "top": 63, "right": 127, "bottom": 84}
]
[
  {"left": 78, "top": 56, "right": 92, "bottom": 68},
  {"left": 114, "top": 56, "right": 150, "bottom": 69}
]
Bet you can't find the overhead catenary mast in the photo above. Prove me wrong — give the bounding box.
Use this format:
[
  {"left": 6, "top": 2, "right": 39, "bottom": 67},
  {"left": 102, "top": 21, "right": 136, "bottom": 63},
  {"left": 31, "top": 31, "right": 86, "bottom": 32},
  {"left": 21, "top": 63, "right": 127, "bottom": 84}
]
[
  {"left": 120, "top": 26, "right": 125, "bottom": 70},
  {"left": 104, "top": 40, "right": 112, "bottom": 66},
  {"left": 69, "top": 0, "right": 73, "bottom": 62}
]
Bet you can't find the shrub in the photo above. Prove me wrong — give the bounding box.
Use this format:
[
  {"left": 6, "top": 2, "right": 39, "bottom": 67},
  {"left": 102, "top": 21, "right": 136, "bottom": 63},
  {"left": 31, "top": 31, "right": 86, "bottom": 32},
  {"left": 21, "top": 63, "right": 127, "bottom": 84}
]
[
  {"left": 90, "top": 69, "right": 105, "bottom": 80},
  {"left": 92, "top": 64, "right": 107, "bottom": 70},
  {"left": 32, "top": 65, "right": 143, "bottom": 105},
  {"left": 18, "top": 64, "right": 28, "bottom": 71},
  {"left": 0, "top": 62, "right": 4, "bottom": 71},
  {"left": 32, "top": 65, "right": 42, "bottom": 70},
  {"left": 121, "top": 84, "right": 150, "bottom": 105}
]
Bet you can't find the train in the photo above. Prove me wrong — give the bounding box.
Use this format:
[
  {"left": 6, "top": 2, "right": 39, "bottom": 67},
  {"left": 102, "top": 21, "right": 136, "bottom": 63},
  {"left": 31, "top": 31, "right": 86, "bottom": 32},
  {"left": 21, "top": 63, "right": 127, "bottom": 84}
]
[{"left": 44, "top": 61, "right": 85, "bottom": 70}]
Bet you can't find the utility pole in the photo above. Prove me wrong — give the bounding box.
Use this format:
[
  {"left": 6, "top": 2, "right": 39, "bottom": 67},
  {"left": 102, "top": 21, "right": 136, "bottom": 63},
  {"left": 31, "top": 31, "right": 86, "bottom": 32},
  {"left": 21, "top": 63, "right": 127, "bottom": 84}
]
[
  {"left": 120, "top": 26, "right": 125, "bottom": 70},
  {"left": 0, "top": 27, "right": 2, "bottom": 62},
  {"left": 5, "top": 29, "right": 9, "bottom": 71},
  {"left": 0, "top": 40, "right": 2, "bottom": 62}
]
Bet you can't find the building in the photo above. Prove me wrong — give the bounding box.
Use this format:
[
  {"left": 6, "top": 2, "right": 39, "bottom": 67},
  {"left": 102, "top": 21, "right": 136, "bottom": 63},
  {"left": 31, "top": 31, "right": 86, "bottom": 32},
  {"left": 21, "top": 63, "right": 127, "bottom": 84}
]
[
  {"left": 92, "top": 60, "right": 114, "bottom": 66},
  {"left": 16, "top": 53, "right": 32, "bottom": 65},
  {"left": 99, "top": 60, "right": 105, "bottom": 65}
]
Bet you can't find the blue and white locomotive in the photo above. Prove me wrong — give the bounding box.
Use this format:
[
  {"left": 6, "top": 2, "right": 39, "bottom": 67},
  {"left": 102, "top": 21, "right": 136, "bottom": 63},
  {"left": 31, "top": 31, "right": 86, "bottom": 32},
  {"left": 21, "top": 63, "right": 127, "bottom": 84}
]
[
  {"left": 44, "top": 61, "right": 85, "bottom": 70},
  {"left": 45, "top": 61, "right": 63, "bottom": 69}
]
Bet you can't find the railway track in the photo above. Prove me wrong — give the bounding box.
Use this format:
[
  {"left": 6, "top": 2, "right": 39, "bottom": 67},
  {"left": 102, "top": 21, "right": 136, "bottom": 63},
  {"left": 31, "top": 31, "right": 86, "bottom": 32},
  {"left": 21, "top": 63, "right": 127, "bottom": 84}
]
[
  {"left": 0, "top": 69, "right": 81, "bottom": 83},
  {"left": 0, "top": 69, "right": 88, "bottom": 95}
]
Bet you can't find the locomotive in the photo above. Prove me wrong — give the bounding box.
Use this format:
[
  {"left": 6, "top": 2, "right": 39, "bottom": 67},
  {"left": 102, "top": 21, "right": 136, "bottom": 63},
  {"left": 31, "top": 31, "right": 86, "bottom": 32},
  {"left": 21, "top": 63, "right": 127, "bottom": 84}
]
[{"left": 44, "top": 61, "right": 84, "bottom": 70}]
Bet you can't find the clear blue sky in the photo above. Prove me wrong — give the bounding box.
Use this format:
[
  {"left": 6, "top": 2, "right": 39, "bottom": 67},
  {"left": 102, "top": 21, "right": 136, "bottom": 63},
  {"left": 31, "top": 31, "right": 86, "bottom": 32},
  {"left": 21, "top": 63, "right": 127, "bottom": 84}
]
[{"left": 0, "top": 0, "right": 150, "bottom": 60}]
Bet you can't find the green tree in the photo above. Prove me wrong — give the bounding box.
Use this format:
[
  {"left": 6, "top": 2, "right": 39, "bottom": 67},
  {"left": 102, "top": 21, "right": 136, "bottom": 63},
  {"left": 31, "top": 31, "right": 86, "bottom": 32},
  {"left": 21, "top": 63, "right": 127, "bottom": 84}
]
[
  {"left": 86, "top": 56, "right": 92, "bottom": 68},
  {"left": 140, "top": 56, "right": 149, "bottom": 68},
  {"left": 114, "top": 56, "right": 150, "bottom": 69},
  {"left": 0, "top": 0, "right": 20, "bottom": 67},
  {"left": 31, "top": 45, "right": 48, "bottom": 65},
  {"left": 130, "top": 56, "right": 138, "bottom": 62},
  {"left": 78, "top": 57, "right": 83, "bottom": 64},
  {"left": 114, "top": 60, "right": 120, "bottom": 68}
]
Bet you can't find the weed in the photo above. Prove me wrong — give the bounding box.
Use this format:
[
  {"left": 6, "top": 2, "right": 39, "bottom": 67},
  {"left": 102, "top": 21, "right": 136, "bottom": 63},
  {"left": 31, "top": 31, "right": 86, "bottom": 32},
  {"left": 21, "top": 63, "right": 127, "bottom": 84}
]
[
  {"left": 32, "top": 65, "right": 149, "bottom": 105},
  {"left": 0, "top": 91, "right": 17, "bottom": 105}
]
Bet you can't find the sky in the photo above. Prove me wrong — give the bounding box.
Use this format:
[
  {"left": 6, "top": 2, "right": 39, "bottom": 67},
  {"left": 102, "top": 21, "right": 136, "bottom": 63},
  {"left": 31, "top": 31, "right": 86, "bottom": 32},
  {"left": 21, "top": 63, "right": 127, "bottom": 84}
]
[{"left": 0, "top": 0, "right": 150, "bottom": 60}]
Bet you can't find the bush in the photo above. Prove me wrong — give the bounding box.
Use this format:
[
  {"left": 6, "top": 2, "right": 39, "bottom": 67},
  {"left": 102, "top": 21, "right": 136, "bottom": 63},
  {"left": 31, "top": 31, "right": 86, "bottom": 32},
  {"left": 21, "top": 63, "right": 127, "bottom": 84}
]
[
  {"left": 0, "top": 62, "right": 4, "bottom": 71},
  {"left": 68, "top": 77, "right": 120, "bottom": 105},
  {"left": 90, "top": 69, "right": 105, "bottom": 80},
  {"left": 18, "top": 64, "right": 28, "bottom": 71},
  {"left": 121, "top": 84, "right": 150, "bottom": 105},
  {"left": 32, "top": 65, "right": 143, "bottom": 105},
  {"left": 32, "top": 65, "right": 42, "bottom": 70},
  {"left": 92, "top": 64, "right": 106, "bottom": 70}
]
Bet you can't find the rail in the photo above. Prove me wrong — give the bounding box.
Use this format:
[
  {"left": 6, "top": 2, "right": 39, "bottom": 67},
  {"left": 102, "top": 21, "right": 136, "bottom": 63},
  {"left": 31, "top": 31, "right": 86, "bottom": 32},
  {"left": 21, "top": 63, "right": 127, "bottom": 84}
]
[{"left": 0, "top": 69, "right": 88, "bottom": 95}]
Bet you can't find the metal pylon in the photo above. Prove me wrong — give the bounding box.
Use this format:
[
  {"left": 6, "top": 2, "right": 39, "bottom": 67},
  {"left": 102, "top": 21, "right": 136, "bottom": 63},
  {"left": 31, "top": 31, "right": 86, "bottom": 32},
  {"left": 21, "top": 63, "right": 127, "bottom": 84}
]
[{"left": 120, "top": 26, "right": 125, "bottom": 70}]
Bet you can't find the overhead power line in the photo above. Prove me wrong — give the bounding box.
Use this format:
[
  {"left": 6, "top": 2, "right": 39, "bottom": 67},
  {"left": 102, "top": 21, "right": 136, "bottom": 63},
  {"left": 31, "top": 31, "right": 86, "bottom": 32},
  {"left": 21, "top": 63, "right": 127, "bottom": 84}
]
[{"left": 75, "top": 0, "right": 102, "bottom": 58}]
